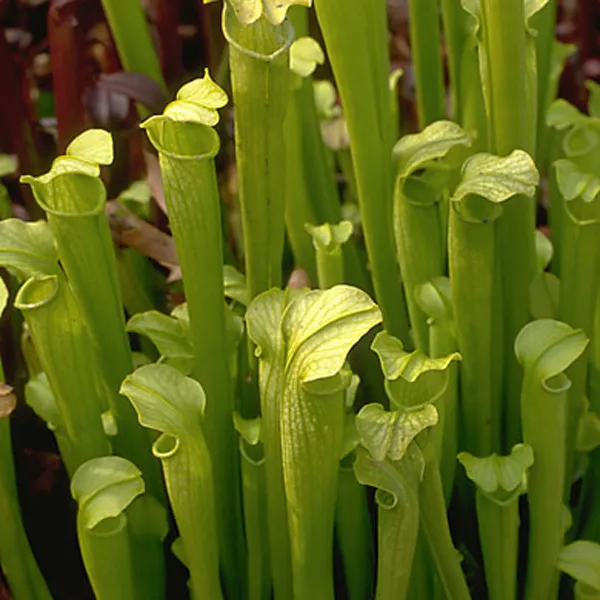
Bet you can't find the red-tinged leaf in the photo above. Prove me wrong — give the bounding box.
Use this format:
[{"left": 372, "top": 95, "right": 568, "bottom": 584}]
[
  {"left": 142, "top": 150, "right": 167, "bottom": 214},
  {"left": 97, "top": 72, "right": 167, "bottom": 114},
  {"left": 106, "top": 200, "right": 180, "bottom": 279}
]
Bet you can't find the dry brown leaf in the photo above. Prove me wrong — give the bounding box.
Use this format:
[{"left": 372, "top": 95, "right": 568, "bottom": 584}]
[
  {"left": 106, "top": 200, "right": 181, "bottom": 281},
  {"left": 143, "top": 149, "right": 168, "bottom": 214},
  {"left": 0, "top": 384, "right": 16, "bottom": 418}
]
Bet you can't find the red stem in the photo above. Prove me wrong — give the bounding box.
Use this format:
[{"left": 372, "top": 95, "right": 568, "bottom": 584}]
[{"left": 47, "top": 0, "right": 91, "bottom": 152}]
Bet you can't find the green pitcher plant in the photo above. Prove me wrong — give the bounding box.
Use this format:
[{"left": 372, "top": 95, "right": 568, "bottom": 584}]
[{"left": 1, "top": 1, "right": 600, "bottom": 599}]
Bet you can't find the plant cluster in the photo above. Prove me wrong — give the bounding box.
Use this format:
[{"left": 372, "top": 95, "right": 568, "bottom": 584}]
[{"left": 1, "top": 0, "right": 600, "bottom": 599}]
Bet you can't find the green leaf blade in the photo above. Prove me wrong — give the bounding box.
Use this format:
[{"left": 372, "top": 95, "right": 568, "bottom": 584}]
[{"left": 120, "top": 364, "right": 206, "bottom": 438}]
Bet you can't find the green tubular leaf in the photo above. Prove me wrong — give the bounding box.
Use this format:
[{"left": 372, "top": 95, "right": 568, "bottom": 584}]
[
  {"left": 408, "top": 0, "right": 446, "bottom": 128},
  {"left": 344, "top": 372, "right": 360, "bottom": 411},
  {"left": 536, "top": 38, "right": 576, "bottom": 167},
  {"left": 143, "top": 75, "right": 243, "bottom": 597},
  {"left": 23, "top": 169, "right": 103, "bottom": 215},
  {"left": 143, "top": 71, "right": 228, "bottom": 131},
  {"left": 65, "top": 129, "right": 114, "bottom": 165},
  {"left": 450, "top": 150, "right": 538, "bottom": 455},
  {"left": 551, "top": 114, "right": 600, "bottom": 501},
  {"left": 246, "top": 288, "right": 294, "bottom": 599},
  {"left": 224, "top": 265, "right": 249, "bottom": 306},
  {"left": 441, "top": 0, "right": 468, "bottom": 120},
  {"left": 127, "top": 495, "right": 169, "bottom": 600},
  {"left": 473, "top": 0, "right": 540, "bottom": 451},
  {"left": 15, "top": 274, "right": 110, "bottom": 473},
  {"left": 574, "top": 583, "right": 600, "bottom": 600},
  {"left": 71, "top": 457, "right": 144, "bottom": 530},
  {"left": 336, "top": 370, "right": 369, "bottom": 600},
  {"left": 127, "top": 311, "right": 193, "bottom": 361},
  {"left": 226, "top": 0, "right": 311, "bottom": 26},
  {"left": 120, "top": 364, "right": 206, "bottom": 436},
  {"left": 459, "top": 445, "right": 532, "bottom": 600},
  {"left": 414, "top": 277, "right": 455, "bottom": 332},
  {"left": 240, "top": 452, "right": 271, "bottom": 600},
  {"left": 283, "top": 7, "right": 316, "bottom": 276},
  {"left": 0, "top": 383, "right": 53, "bottom": 600},
  {"left": 171, "top": 537, "right": 187, "bottom": 568},
  {"left": 563, "top": 124, "right": 600, "bottom": 159},
  {"left": 515, "top": 319, "right": 588, "bottom": 385},
  {"left": 281, "top": 287, "right": 380, "bottom": 600},
  {"left": 368, "top": 330, "right": 468, "bottom": 599},
  {"left": 20, "top": 135, "right": 159, "bottom": 494},
  {"left": 516, "top": 319, "right": 588, "bottom": 600},
  {"left": 558, "top": 541, "right": 600, "bottom": 591},
  {"left": 0, "top": 154, "right": 17, "bottom": 178},
  {"left": 306, "top": 221, "right": 353, "bottom": 252},
  {"left": 419, "top": 456, "right": 472, "bottom": 600},
  {"left": 452, "top": 150, "right": 539, "bottom": 218},
  {"left": 290, "top": 37, "right": 325, "bottom": 78},
  {"left": 313, "top": 0, "right": 409, "bottom": 342},
  {"left": 335, "top": 456, "right": 373, "bottom": 600},
  {"left": 247, "top": 285, "right": 381, "bottom": 600},
  {"left": 177, "top": 69, "right": 228, "bottom": 109},
  {"left": 142, "top": 117, "right": 220, "bottom": 156},
  {"left": 449, "top": 201, "right": 498, "bottom": 455},
  {"left": 288, "top": 74, "right": 355, "bottom": 280},
  {"left": 394, "top": 120, "right": 471, "bottom": 179},
  {"left": 313, "top": 80, "right": 340, "bottom": 120},
  {"left": 0, "top": 278, "right": 6, "bottom": 316},
  {"left": 458, "top": 444, "right": 533, "bottom": 502},
  {"left": 555, "top": 159, "right": 600, "bottom": 206},
  {"left": 524, "top": 0, "right": 551, "bottom": 26},
  {"left": 354, "top": 444, "right": 423, "bottom": 600},
  {"left": 233, "top": 413, "right": 271, "bottom": 600},
  {"left": 305, "top": 221, "right": 353, "bottom": 289},
  {"left": 146, "top": 102, "right": 222, "bottom": 129},
  {"left": 0, "top": 219, "right": 59, "bottom": 279},
  {"left": 372, "top": 330, "right": 460, "bottom": 385},
  {"left": 170, "top": 302, "right": 189, "bottom": 323},
  {"left": 529, "top": 272, "right": 560, "bottom": 319},
  {"left": 389, "top": 68, "right": 403, "bottom": 135},
  {"left": 587, "top": 81, "right": 600, "bottom": 119},
  {"left": 120, "top": 364, "right": 222, "bottom": 600},
  {"left": 356, "top": 403, "right": 438, "bottom": 462},
  {"left": 577, "top": 403, "right": 600, "bottom": 453},
  {"left": 25, "top": 372, "right": 78, "bottom": 471},
  {"left": 284, "top": 8, "right": 365, "bottom": 291},
  {"left": 523, "top": 0, "right": 552, "bottom": 159},
  {"left": 392, "top": 122, "right": 470, "bottom": 351},
  {"left": 246, "top": 288, "right": 294, "bottom": 364},
  {"left": 225, "top": 307, "right": 245, "bottom": 381},
  {"left": 535, "top": 229, "right": 553, "bottom": 272},
  {"left": 281, "top": 285, "right": 382, "bottom": 382},
  {"left": 71, "top": 456, "right": 164, "bottom": 600},
  {"left": 233, "top": 412, "right": 262, "bottom": 446},
  {"left": 224, "top": 7, "right": 293, "bottom": 299},
  {"left": 455, "top": 4, "right": 488, "bottom": 149},
  {"left": 414, "top": 276, "right": 460, "bottom": 504},
  {"left": 72, "top": 507, "right": 135, "bottom": 600},
  {"left": 0, "top": 186, "right": 10, "bottom": 221},
  {"left": 371, "top": 330, "right": 460, "bottom": 412},
  {"left": 547, "top": 99, "right": 585, "bottom": 131},
  {"left": 21, "top": 323, "right": 42, "bottom": 378},
  {"left": 283, "top": 60, "right": 319, "bottom": 284}
]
